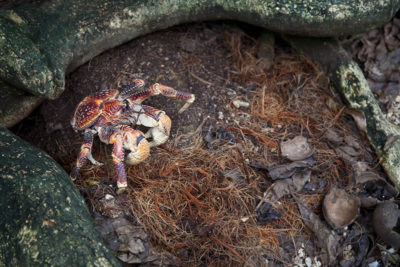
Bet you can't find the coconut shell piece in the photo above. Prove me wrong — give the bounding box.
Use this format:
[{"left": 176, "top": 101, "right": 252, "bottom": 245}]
[
  {"left": 373, "top": 201, "right": 400, "bottom": 249},
  {"left": 323, "top": 188, "right": 360, "bottom": 229},
  {"left": 280, "top": 136, "right": 314, "bottom": 161},
  {"left": 281, "top": 135, "right": 314, "bottom": 161},
  {"left": 355, "top": 171, "right": 398, "bottom": 203}
]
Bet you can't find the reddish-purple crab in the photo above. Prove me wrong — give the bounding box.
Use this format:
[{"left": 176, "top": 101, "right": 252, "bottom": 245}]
[{"left": 70, "top": 79, "right": 195, "bottom": 191}]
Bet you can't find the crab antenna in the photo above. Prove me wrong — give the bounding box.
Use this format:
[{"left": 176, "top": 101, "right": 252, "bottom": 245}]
[{"left": 119, "top": 79, "right": 145, "bottom": 99}]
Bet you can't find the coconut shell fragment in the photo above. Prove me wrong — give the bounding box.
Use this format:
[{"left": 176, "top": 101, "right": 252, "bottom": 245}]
[
  {"left": 373, "top": 201, "right": 400, "bottom": 250},
  {"left": 355, "top": 171, "right": 398, "bottom": 203},
  {"left": 280, "top": 136, "right": 314, "bottom": 161},
  {"left": 323, "top": 188, "right": 360, "bottom": 229}
]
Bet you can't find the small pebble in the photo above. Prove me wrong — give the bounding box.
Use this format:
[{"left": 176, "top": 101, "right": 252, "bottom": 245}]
[
  {"left": 105, "top": 194, "right": 114, "bottom": 200},
  {"left": 232, "top": 99, "right": 250, "bottom": 108},
  {"left": 368, "top": 261, "right": 379, "bottom": 267},
  {"left": 305, "top": 257, "right": 312, "bottom": 267}
]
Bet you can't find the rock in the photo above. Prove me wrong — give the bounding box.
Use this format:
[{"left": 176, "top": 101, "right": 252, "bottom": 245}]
[
  {"left": 0, "top": 126, "right": 119, "bottom": 266},
  {"left": 232, "top": 99, "right": 250, "bottom": 109}
]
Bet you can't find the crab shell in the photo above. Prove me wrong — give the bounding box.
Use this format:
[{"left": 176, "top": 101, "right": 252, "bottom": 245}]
[{"left": 71, "top": 89, "right": 119, "bottom": 130}]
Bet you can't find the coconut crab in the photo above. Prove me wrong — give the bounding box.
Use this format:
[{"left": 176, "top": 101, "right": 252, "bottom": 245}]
[{"left": 70, "top": 79, "right": 195, "bottom": 191}]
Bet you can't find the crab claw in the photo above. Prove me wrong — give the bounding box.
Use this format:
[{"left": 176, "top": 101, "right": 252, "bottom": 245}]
[
  {"left": 151, "top": 83, "right": 195, "bottom": 113},
  {"left": 178, "top": 93, "right": 195, "bottom": 113},
  {"left": 70, "top": 166, "right": 81, "bottom": 181},
  {"left": 98, "top": 125, "right": 150, "bottom": 191},
  {"left": 88, "top": 153, "right": 103, "bottom": 166}
]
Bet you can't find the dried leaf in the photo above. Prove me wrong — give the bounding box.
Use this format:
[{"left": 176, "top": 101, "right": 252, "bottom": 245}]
[
  {"left": 337, "top": 145, "right": 360, "bottom": 157},
  {"left": 295, "top": 197, "right": 340, "bottom": 265},
  {"left": 324, "top": 128, "right": 343, "bottom": 145},
  {"left": 346, "top": 108, "right": 367, "bottom": 134},
  {"left": 335, "top": 145, "right": 360, "bottom": 162},
  {"left": 384, "top": 135, "right": 400, "bottom": 152},
  {"left": 93, "top": 214, "right": 120, "bottom": 251},
  {"left": 111, "top": 217, "right": 176, "bottom": 264},
  {"left": 351, "top": 161, "right": 370, "bottom": 176},
  {"left": 268, "top": 160, "right": 313, "bottom": 180},
  {"left": 360, "top": 197, "right": 381, "bottom": 209},
  {"left": 256, "top": 202, "right": 282, "bottom": 225},
  {"left": 291, "top": 170, "right": 311, "bottom": 192},
  {"left": 258, "top": 169, "right": 311, "bottom": 206},
  {"left": 344, "top": 135, "right": 361, "bottom": 150},
  {"left": 269, "top": 179, "right": 292, "bottom": 201}
]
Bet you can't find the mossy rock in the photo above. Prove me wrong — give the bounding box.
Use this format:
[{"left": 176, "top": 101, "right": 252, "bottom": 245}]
[{"left": 0, "top": 126, "right": 120, "bottom": 266}]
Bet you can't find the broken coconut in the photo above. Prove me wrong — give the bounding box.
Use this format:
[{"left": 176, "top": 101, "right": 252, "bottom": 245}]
[
  {"left": 323, "top": 188, "right": 360, "bottom": 229},
  {"left": 280, "top": 136, "right": 314, "bottom": 161},
  {"left": 355, "top": 171, "right": 398, "bottom": 205},
  {"left": 373, "top": 201, "right": 400, "bottom": 250}
]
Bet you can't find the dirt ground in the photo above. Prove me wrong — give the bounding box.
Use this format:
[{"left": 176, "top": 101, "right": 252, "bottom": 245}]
[{"left": 12, "top": 21, "right": 400, "bottom": 266}]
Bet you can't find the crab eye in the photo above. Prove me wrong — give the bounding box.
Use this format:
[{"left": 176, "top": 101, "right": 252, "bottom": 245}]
[{"left": 123, "top": 99, "right": 131, "bottom": 110}]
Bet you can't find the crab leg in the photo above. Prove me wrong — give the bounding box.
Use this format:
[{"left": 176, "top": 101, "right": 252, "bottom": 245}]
[
  {"left": 70, "top": 129, "right": 102, "bottom": 180},
  {"left": 126, "top": 83, "right": 195, "bottom": 113},
  {"left": 99, "top": 125, "right": 150, "bottom": 190},
  {"left": 110, "top": 132, "right": 127, "bottom": 189},
  {"left": 118, "top": 79, "right": 145, "bottom": 100}
]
